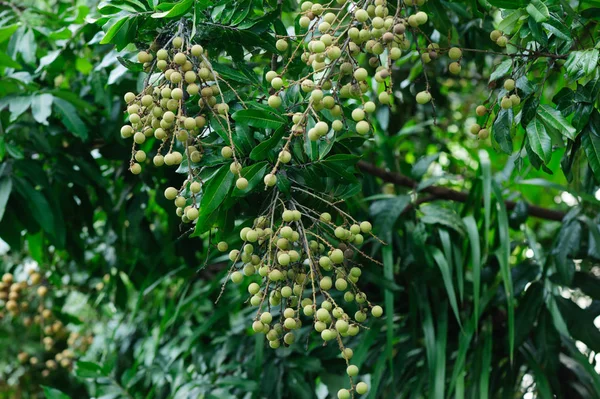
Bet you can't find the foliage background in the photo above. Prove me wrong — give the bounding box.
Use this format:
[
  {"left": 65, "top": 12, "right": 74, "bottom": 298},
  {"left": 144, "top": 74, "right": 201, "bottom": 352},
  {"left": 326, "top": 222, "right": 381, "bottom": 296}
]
[{"left": 1, "top": 0, "right": 600, "bottom": 398}]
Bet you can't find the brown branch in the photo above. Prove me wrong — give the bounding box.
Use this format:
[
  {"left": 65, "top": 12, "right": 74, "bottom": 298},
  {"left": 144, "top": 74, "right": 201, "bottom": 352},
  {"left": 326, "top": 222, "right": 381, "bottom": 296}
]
[{"left": 357, "top": 161, "right": 566, "bottom": 222}]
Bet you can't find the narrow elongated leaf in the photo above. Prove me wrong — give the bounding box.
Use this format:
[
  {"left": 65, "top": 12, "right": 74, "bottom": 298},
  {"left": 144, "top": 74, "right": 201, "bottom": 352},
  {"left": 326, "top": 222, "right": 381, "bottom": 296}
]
[
  {"left": 0, "top": 24, "right": 19, "bottom": 43},
  {"left": 526, "top": 0, "right": 549, "bottom": 22},
  {"left": 489, "top": 59, "right": 512, "bottom": 83},
  {"left": 13, "top": 177, "right": 54, "bottom": 236},
  {"left": 493, "top": 109, "right": 513, "bottom": 154},
  {"left": 42, "top": 386, "right": 71, "bottom": 399},
  {"left": 31, "top": 94, "right": 54, "bottom": 125},
  {"left": 249, "top": 127, "right": 285, "bottom": 161},
  {"left": 479, "top": 324, "right": 493, "bottom": 399},
  {"left": 0, "top": 176, "right": 12, "bottom": 223},
  {"left": 232, "top": 109, "right": 285, "bottom": 130},
  {"left": 431, "top": 248, "right": 461, "bottom": 327},
  {"left": 53, "top": 98, "right": 88, "bottom": 140},
  {"left": 151, "top": 0, "right": 193, "bottom": 18},
  {"left": 582, "top": 111, "right": 600, "bottom": 181},
  {"left": 382, "top": 245, "right": 394, "bottom": 373},
  {"left": 492, "top": 182, "right": 514, "bottom": 363},
  {"left": 526, "top": 117, "right": 552, "bottom": 163},
  {"left": 537, "top": 104, "right": 577, "bottom": 141},
  {"left": 100, "top": 16, "right": 129, "bottom": 44},
  {"left": 463, "top": 216, "right": 481, "bottom": 326},
  {"left": 193, "top": 164, "right": 235, "bottom": 235}
]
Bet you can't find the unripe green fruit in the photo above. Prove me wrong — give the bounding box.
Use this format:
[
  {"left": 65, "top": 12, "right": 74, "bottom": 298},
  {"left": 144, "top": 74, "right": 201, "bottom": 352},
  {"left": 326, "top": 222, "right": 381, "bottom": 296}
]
[
  {"left": 356, "top": 120, "right": 370, "bottom": 135},
  {"left": 355, "top": 9, "right": 368, "bottom": 22},
  {"left": 284, "top": 332, "right": 295, "bottom": 345},
  {"left": 449, "top": 62, "right": 461, "bottom": 75},
  {"left": 278, "top": 150, "right": 291, "bottom": 163},
  {"left": 170, "top": 71, "right": 182, "bottom": 83},
  {"left": 281, "top": 286, "right": 292, "bottom": 297},
  {"left": 408, "top": 15, "right": 419, "bottom": 27},
  {"left": 217, "top": 241, "right": 228, "bottom": 252},
  {"left": 172, "top": 37, "right": 183, "bottom": 48},
  {"left": 246, "top": 230, "right": 259, "bottom": 242},
  {"left": 360, "top": 221, "right": 372, "bottom": 233},
  {"left": 478, "top": 129, "right": 489, "bottom": 140},
  {"left": 338, "top": 389, "right": 350, "bottom": 399},
  {"left": 356, "top": 382, "right": 368, "bottom": 395},
  {"left": 470, "top": 124, "right": 481, "bottom": 135},
  {"left": 264, "top": 173, "right": 277, "bottom": 187},
  {"left": 335, "top": 278, "right": 348, "bottom": 291},
  {"left": 153, "top": 155, "right": 164, "bottom": 166},
  {"left": 191, "top": 44, "right": 203, "bottom": 56},
  {"left": 353, "top": 68, "right": 368, "bottom": 81},
  {"left": 476, "top": 105, "right": 487, "bottom": 116},
  {"left": 320, "top": 276, "right": 332, "bottom": 290},
  {"left": 496, "top": 36, "right": 508, "bottom": 47},
  {"left": 278, "top": 253, "right": 291, "bottom": 266},
  {"left": 268, "top": 95, "right": 282, "bottom": 108},
  {"left": 252, "top": 320, "right": 264, "bottom": 332},
  {"left": 490, "top": 30, "right": 502, "bottom": 41},
  {"left": 135, "top": 150, "right": 146, "bottom": 162},
  {"left": 248, "top": 282, "right": 260, "bottom": 295},
  {"left": 352, "top": 108, "right": 365, "bottom": 122},
  {"left": 141, "top": 95, "right": 153, "bottom": 107},
  {"left": 265, "top": 71, "right": 278, "bottom": 82},
  {"left": 315, "top": 121, "right": 329, "bottom": 135},
  {"left": 271, "top": 77, "right": 283, "bottom": 90},
  {"left": 186, "top": 207, "right": 199, "bottom": 220},
  {"left": 416, "top": 91, "right": 432, "bottom": 104},
  {"left": 260, "top": 312, "right": 272, "bottom": 324},
  {"left": 124, "top": 92, "right": 135, "bottom": 103},
  {"left": 299, "top": 16, "right": 310, "bottom": 28},
  {"left": 330, "top": 249, "right": 344, "bottom": 264},
  {"left": 379, "top": 91, "right": 391, "bottom": 104},
  {"left": 121, "top": 125, "right": 133, "bottom": 138},
  {"left": 275, "top": 39, "right": 288, "bottom": 52},
  {"left": 217, "top": 103, "right": 229, "bottom": 115},
  {"left": 316, "top": 308, "right": 330, "bottom": 322},
  {"left": 319, "top": 256, "right": 332, "bottom": 269},
  {"left": 504, "top": 79, "right": 515, "bottom": 91},
  {"left": 130, "top": 163, "right": 142, "bottom": 174},
  {"left": 157, "top": 49, "right": 168, "bottom": 60},
  {"left": 354, "top": 234, "right": 364, "bottom": 245},
  {"left": 236, "top": 177, "right": 248, "bottom": 190},
  {"left": 175, "top": 196, "right": 186, "bottom": 208},
  {"left": 510, "top": 94, "right": 521, "bottom": 106},
  {"left": 448, "top": 47, "right": 462, "bottom": 60},
  {"left": 371, "top": 305, "right": 383, "bottom": 317},
  {"left": 230, "top": 271, "right": 243, "bottom": 284},
  {"left": 221, "top": 146, "right": 233, "bottom": 159},
  {"left": 501, "top": 96, "right": 512, "bottom": 109}
]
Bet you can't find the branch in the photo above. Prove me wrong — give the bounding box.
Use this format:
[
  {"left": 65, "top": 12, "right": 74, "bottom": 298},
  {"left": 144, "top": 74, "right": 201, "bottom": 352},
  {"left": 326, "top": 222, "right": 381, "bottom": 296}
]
[{"left": 357, "top": 161, "right": 566, "bottom": 222}]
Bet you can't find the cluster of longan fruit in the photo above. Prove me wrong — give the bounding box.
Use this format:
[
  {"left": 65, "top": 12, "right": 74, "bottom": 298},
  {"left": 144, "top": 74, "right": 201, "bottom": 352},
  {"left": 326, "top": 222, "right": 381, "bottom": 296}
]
[
  {"left": 470, "top": 77, "right": 520, "bottom": 140},
  {"left": 121, "top": 36, "right": 225, "bottom": 176},
  {"left": 264, "top": 0, "right": 438, "bottom": 156},
  {"left": 216, "top": 205, "right": 381, "bottom": 397},
  {"left": 490, "top": 29, "right": 509, "bottom": 48},
  {"left": 1, "top": 271, "right": 92, "bottom": 379}
]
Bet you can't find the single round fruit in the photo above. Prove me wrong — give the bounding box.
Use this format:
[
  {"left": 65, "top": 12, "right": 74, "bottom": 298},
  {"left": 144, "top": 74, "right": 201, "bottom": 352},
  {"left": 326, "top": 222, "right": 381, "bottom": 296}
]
[
  {"left": 278, "top": 150, "right": 291, "bottom": 163},
  {"left": 264, "top": 173, "right": 277, "bottom": 187},
  {"left": 416, "top": 91, "right": 431, "bottom": 104},
  {"left": 268, "top": 95, "right": 282, "bottom": 108},
  {"left": 338, "top": 389, "right": 350, "bottom": 399},
  {"left": 476, "top": 105, "right": 487, "bottom": 116},
  {"left": 172, "top": 37, "right": 183, "bottom": 48},
  {"left": 510, "top": 94, "right": 521, "bottom": 106},
  {"left": 415, "top": 11, "right": 428, "bottom": 25},
  {"left": 449, "top": 62, "right": 461, "bottom": 75},
  {"left": 130, "top": 163, "right": 142, "bottom": 175},
  {"left": 371, "top": 305, "right": 383, "bottom": 317},
  {"left": 221, "top": 146, "right": 233, "bottom": 159},
  {"left": 478, "top": 129, "right": 489, "bottom": 140},
  {"left": 217, "top": 241, "right": 228, "bottom": 252},
  {"left": 353, "top": 68, "right": 368, "bottom": 81},
  {"left": 164, "top": 187, "right": 178, "bottom": 200},
  {"left": 276, "top": 39, "right": 288, "bottom": 52},
  {"left": 448, "top": 47, "right": 462, "bottom": 60},
  {"left": 504, "top": 79, "right": 515, "bottom": 91},
  {"left": 501, "top": 96, "right": 512, "bottom": 109},
  {"left": 496, "top": 36, "right": 508, "bottom": 47},
  {"left": 356, "top": 120, "right": 370, "bottom": 135},
  {"left": 347, "top": 365, "right": 359, "bottom": 376},
  {"left": 360, "top": 221, "right": 372, "bottom": 233},
  {"left": 356, "top": 382, "right": 368, "bottom": 395}
]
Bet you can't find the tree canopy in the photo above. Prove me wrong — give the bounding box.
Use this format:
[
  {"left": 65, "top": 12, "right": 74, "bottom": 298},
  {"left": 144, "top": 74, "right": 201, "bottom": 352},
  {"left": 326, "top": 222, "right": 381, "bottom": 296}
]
[{"left": 1, "top": 0, "right": 600, "bottom": 398}]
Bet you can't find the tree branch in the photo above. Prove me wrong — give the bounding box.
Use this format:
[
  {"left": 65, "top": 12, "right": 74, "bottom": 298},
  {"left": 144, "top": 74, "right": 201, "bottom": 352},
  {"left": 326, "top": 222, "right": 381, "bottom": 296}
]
[{"left": 357, "top": 161, "right": 566, "bottom": 222}]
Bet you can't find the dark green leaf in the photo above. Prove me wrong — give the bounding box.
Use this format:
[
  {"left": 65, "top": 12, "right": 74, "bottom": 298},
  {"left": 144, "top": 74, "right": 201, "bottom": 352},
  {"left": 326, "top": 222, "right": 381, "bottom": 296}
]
[
  {"left": 231, "top": 109, "right": 286, "bottom": 130},
  {"left": 492, "top": 109, "right": 513, "bottom": 154},
  {"left": 53, "top": 98, "right": 89, "bottom": 140},
  {"left": 526, "top": 117, "right": 552, "bottom": 164}
]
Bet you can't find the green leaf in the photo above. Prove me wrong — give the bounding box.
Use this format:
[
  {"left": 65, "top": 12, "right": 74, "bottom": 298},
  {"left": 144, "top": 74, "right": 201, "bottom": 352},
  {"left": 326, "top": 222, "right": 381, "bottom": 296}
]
[
  {"left": 526, "top": 0, "right": 549, "bottom": 22},
  {"left": 382, "top": 245, "right": 394, "bottom": 373},
  {"left": 249, "top": 127, "right": 285, "bottom": 161},
  {"left": 13, "top": 177, "right": 55, "bottom": 236},
  {"left": 232, "top": 162, "right": 267, "bottom": 197},
  {"left": 537, "top": 104, "right": 577, "bottom": 141},
  {"left": 463, "top": 216, "right": 481, "bottom": 325},
  {"left": 74, "top": 361, "right": 106, "bottom": 378},
  {"left": 100, "top": 16, "right": 130, "bottom": 45},
  {"left": 0, "top": 24, "right": 19, "bottom": 43},
  {"left": 492, "top": 182, "right": 514, "bottom": 363},
  {"left": 582, "top": 114, "right": 600, "bottom": 181},
  {"left": 489, "top": 59, "right": 512, "bottom": 83},
  {"left": 193, "top": 164, "right": 235, "bottom": 235},
  {"left": 526, "top": 117, "right": 552, "bottom": 164},
  {"left": 498, "top": 9, "right": 526, "bottom": 34},
  {"left": 420, "top": 204, "right": 466, "bottom": 236},
  {"left": 0, "top": 50, "right": 21, "bottom": 69},
  {"left": 431, "top": 248, "right": 462, "bottom": 327},
  {"left": 231, "top": 109, "right": 286, "bottom": 130},
  {"left": 53, "top": 98, "right": 89, "bottom": 140},
  {"left": 488, "top": 0, "right": 527, "bottom": 8},
  {"left": 493, "top": 109, "right": 513, "bottom": 154},
  {"left": 31, "top": 94, "right": 54, "bottom": 125},
  {"left": 42, "top": 386, "right": 71, "bottom": 399},
  {"left": 370, "top": 195, "right": 411, "bottom": 242},
  {"left": 0, "top": 176, "right": 12, "bottom": 223},
  {"left": 151, "top": 0, "right": 193, "bottom": 18},
  {"left": 564, "top": 49, "right": 599, "bottom": 79}
]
